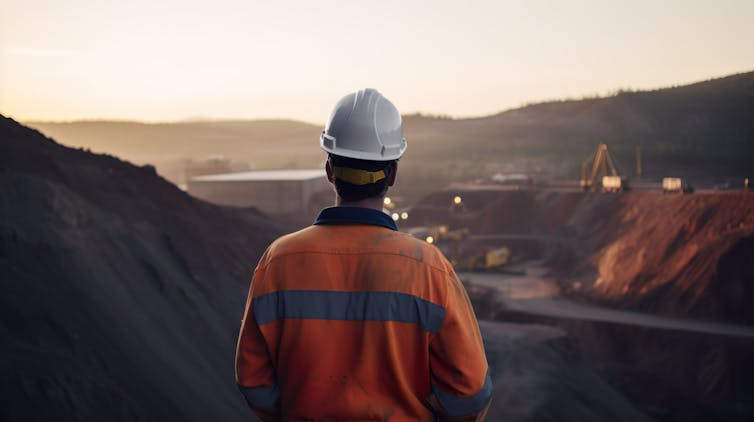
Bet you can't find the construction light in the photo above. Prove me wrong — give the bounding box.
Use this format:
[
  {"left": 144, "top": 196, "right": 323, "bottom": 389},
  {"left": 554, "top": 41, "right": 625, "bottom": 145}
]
[
  {"left": 426, "top": 236, "right": 434, "bottom": 244},
  {"left": 391, "top": 213, "right": 400, "bottom": 221},
  {"left": 453, "top": 195, "right": 462, "bottom": 205},
  {"left": 400, "top": 212, "right": 408, "bottom": 220}
]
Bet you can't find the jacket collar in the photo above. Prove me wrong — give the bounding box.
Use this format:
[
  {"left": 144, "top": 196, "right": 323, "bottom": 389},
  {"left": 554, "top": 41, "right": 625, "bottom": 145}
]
[{"left": 314, "top": 206, "right": 398, "bottom": 231}]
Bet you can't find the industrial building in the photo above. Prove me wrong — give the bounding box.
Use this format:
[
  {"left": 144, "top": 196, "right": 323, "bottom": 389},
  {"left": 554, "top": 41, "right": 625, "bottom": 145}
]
[{"left": 188, "top": 169, "right": 330, "bottom": 217}]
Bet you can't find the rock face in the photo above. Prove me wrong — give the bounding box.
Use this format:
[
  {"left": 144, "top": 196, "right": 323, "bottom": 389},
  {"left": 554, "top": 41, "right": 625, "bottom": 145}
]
[
  {"left": 0, "top": 115, "right": 281, "bottom": 421},
  {"left": 560, "top": 192, "right": 754, "bottom": 324}
]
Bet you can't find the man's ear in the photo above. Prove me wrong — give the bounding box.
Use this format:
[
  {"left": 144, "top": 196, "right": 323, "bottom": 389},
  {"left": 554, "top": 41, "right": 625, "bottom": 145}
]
[
  {"left": 325, "top": 159, "right": 335, "bottom": 183},
  {"left": 387, "top": 162, "right": 398, "bottom": 187}
]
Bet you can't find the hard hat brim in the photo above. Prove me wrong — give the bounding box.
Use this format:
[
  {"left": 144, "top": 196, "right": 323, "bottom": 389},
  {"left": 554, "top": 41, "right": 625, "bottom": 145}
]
[{"left": 320, "top": 131, "right": 406, "bottom": 161}]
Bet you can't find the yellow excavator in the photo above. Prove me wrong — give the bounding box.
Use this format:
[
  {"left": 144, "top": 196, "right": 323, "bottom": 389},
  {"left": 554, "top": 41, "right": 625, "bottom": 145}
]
[
  {"left": 413, "top": 225, "right": 510, "bottom": 271},
  {"left": 580, "top": 143, "right": 624, "bottom": 192},
  {"left": 455, "top": 246, "right": 511, "bottom": 272}
]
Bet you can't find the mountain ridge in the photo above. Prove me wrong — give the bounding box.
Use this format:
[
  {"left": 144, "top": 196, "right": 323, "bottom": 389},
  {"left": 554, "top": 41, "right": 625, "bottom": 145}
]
[{"left": 22, "top": 70, "right": 754, "bottom": 199}]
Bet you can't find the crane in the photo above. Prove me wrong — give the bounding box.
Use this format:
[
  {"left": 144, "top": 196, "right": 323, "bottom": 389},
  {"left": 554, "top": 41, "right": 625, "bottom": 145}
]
[{"left": 580, "top": 143, "right": 623, "bottom": 192}]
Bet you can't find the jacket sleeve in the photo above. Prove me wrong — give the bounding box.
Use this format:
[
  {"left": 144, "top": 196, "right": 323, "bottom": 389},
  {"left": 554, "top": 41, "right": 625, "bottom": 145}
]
[
  {"left": 235, "top": 260, "right": 280, "bottom": 421},
  {"left": 429, "top": 268, "right": 493, "bottom": 421}
]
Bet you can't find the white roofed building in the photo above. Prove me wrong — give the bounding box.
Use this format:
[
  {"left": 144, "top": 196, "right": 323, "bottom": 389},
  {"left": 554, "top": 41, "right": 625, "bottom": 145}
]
[{"left": 188, "top": 169, "right": 330, "bottom": 217}]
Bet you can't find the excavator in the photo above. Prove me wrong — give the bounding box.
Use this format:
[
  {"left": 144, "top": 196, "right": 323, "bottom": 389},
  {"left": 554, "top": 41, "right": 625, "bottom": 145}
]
[
  {"left": 410, "top": 225, "right": 510, "bottom": 272},
  {"left": 580, "top": 143, "right": 624, "bottom": 192},
  {"left": 454, "top": 246, "right": 511, "bottom": 272}
]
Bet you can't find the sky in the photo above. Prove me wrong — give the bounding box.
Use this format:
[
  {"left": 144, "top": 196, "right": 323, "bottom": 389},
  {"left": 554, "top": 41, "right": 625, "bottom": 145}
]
[{"left": 1, "top": 0, "right": 753, "bottom": 124}]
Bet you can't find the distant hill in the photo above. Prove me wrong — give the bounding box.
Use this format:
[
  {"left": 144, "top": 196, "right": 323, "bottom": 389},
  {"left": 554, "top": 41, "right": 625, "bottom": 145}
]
[
  {"left": 22, "top": 119, "right": 322, "bottom": 187},
  {"left": 0, "top": 115, "right": 281, "bottom": 421},
  {"left": 401, "top": 70, "right": 754, "bottom": 187},
  {"left": 26, "top": 70, "right": 754, "bottom": 200},
  {"left": 22, "top": 119, "right": 319, "bottom": 165}
]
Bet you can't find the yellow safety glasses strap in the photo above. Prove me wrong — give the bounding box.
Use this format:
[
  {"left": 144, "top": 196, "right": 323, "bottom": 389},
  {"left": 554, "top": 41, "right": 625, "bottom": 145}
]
[{"left": 332, "top": 166, "right": 386, "bottom": 185}]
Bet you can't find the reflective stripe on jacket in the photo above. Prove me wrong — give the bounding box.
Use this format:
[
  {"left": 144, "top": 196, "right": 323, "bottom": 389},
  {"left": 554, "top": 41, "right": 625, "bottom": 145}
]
[{"left": 236, "top": 206, "right": 492, "bottom": 421}]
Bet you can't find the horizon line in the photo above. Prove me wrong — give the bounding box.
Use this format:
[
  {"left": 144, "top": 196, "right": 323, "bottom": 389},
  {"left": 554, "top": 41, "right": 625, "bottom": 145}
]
[{"left": 8, "top": 68, "right": 753, "bottom": 125}]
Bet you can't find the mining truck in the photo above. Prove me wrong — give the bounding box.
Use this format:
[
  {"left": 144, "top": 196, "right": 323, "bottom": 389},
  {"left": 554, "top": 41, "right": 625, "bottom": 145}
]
[
  {"left": 662, "top": 177, "right": 693, "bottom": 193},
  {"left": 601, "top": 176, "right": 623, "bottom": 193}
]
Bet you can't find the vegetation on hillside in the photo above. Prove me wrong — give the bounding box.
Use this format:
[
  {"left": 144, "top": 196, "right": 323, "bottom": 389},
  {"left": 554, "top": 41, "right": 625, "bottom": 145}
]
[{"left": 26, "top": 70, "right": 754, "bottom": 201}]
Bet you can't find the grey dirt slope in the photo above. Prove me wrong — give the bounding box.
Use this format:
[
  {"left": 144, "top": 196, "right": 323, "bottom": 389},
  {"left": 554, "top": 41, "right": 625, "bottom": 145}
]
[{"left": 0, "top": 115, "right": 281, "bottom": 422}]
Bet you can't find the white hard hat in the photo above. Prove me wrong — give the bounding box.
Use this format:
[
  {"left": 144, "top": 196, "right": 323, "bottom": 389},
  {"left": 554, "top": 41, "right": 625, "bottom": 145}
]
[{"left": 320, "top": 88, "right": 407, "bottom": 161}]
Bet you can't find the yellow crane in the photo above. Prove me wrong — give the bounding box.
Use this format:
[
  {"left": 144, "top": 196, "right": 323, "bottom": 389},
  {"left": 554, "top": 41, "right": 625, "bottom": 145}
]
[{"left": 580, "top": 143, "right": 623, "bottom": 192}]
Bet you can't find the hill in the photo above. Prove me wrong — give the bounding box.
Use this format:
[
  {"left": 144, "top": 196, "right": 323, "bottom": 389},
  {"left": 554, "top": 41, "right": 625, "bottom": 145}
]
[
  {"left": 0, "top": 115, "right": 282, "bottom": 421},
  {"left": 401, "top": 70, "right": 754, "bottom": 192},
  {"left": 25, "top": 70, "right": 754, "bottom": 201}
]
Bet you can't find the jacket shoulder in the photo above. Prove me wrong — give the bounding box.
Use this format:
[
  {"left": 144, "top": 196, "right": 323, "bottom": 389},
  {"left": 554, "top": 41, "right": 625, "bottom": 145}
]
[
  {"left": 387, "top": 230, "right": 453, "bottom": 272},
  {"left": 263, "top": 225, "right": 453, "bottom": 274}
]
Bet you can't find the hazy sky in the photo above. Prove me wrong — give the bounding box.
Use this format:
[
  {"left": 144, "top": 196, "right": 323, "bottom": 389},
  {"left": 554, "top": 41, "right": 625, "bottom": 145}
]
[{"left": 1, "top": 0, "right": 753, "bottom": 123}]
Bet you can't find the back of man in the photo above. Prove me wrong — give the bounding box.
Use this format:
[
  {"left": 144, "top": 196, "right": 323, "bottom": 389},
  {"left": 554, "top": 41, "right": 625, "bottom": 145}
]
[{"left": 235, "top": 89, "right": 491, "bottom": 421}]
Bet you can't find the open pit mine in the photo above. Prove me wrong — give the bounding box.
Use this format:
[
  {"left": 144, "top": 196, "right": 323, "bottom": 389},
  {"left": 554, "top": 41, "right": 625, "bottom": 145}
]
[{"left": 2, "top": 114, "right": 753, "bottom": 421}]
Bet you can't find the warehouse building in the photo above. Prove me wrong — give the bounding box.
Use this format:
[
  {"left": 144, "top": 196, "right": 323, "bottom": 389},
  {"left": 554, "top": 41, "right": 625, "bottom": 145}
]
[{"left": 188, "top": 169, "right": 330, "bottom": 217}]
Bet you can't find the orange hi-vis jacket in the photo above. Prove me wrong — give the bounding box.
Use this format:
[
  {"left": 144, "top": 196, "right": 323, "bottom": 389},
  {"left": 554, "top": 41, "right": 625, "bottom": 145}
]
[{"left": 236, "top": 206, "right": 492, "bottom": 421}]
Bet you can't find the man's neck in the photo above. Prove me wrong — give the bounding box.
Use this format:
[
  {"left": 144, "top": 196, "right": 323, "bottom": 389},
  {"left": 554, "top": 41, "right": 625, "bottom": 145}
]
[{"left": 335, "top": 195, "right": 384, "bottom": 211}]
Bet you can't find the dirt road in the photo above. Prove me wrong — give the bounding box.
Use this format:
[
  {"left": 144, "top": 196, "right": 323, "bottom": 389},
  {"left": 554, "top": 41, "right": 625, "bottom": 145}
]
[{"left": 460, "top": 269, "right": 754, "bottom": 338}]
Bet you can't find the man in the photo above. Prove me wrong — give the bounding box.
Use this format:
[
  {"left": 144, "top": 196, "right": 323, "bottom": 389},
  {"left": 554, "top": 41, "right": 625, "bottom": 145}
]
[{"left": 235, "top": 89, "right": 492, "bottom": 421}]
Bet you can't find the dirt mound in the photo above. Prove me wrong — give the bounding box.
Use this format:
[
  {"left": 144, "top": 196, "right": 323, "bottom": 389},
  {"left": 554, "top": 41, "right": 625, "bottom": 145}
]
[
  {"left": 585, "top": 192, "right": 754, "bottom": 324},
  {"left": 0, "top": 115, "right": 281, "bottom": 421},
  {"left": 407, "top": 189, "right": 584, "bottom": 235},
  {"left": 468, "top": 190, "right": 585, "bottom": 235}
]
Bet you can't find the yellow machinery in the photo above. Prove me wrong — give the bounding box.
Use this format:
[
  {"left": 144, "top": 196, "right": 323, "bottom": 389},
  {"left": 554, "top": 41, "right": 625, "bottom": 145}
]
[
  {"left": 580, "top": 143, "right": 623, "bottom": 192},
  {"left": 455, "top": 246, "right": 511, "bottom": 272},
  {"left": 413, "top": 226, "right": 509, "bottom": 272},
  {"left": 484, "top": 247, "right": 510, "bottom": 268}
]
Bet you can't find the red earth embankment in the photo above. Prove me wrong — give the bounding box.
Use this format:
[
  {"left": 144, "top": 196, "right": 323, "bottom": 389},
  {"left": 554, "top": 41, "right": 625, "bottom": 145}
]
[{"left": 586, "top": 192, "right": 754, "bottom": 323}]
